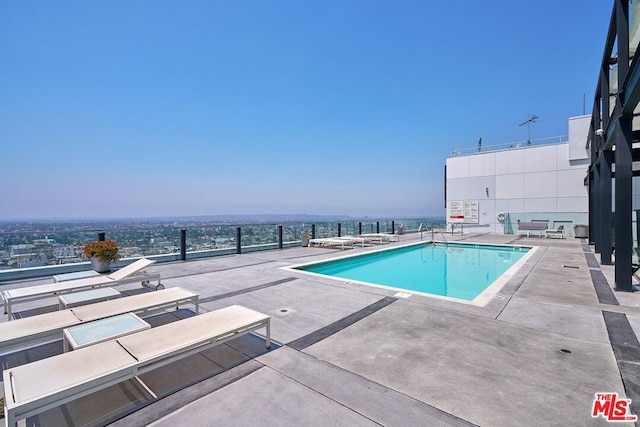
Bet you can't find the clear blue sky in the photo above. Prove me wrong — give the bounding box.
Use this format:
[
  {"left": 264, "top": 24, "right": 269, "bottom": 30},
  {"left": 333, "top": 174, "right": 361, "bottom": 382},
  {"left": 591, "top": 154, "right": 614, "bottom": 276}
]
[{"left": 0, "top": 1, "right": 611, "bottom": 220}]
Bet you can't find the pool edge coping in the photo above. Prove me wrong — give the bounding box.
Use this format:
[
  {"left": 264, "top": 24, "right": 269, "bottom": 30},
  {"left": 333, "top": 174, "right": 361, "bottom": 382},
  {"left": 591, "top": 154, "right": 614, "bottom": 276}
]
[{"left": 281, "top": 241, "right": 539, "bottom": 308}]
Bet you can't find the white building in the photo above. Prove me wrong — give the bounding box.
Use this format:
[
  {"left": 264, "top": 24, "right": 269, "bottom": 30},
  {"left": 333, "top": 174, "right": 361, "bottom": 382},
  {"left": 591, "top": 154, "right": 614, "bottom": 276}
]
[
  {"left": 445, "top": 115, "right": 590, "bottom": 236},
  {"left": 9, "top": 244, "right": 36, "bottom": 257}
]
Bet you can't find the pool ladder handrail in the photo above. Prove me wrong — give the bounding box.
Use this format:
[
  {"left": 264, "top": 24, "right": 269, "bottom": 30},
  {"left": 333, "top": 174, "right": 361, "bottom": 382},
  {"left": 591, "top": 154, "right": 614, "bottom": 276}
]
[{"left": 430, "top": 228, "right": 449, "bottom": 246}]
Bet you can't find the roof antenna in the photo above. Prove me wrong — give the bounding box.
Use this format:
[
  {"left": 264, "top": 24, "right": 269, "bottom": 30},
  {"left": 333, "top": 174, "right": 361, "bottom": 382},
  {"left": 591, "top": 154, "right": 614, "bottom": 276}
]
[{"left": 518, "top": 115, "right": 538, "bottom": 146}]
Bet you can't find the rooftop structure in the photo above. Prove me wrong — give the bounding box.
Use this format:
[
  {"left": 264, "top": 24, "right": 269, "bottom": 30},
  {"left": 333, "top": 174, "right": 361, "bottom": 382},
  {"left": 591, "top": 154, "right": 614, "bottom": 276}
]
[
  {"left": 445, "top": 116, "right": 590, "bottom": 235},
  {"left": 0, "top": 232, "right": 638, "bottom": 426}
]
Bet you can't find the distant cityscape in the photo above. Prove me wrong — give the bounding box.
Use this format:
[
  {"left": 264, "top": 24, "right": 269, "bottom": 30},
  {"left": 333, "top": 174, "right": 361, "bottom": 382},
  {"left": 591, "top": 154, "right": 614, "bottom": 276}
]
[{"left": 0, "top": 215, "right": 445, "bottom": 270}]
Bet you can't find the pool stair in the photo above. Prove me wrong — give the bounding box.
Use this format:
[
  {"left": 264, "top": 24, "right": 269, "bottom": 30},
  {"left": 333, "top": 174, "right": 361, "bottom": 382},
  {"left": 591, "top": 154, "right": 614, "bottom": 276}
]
[{"left": 430, "top": 228, "right": 449, "bottom": 246}]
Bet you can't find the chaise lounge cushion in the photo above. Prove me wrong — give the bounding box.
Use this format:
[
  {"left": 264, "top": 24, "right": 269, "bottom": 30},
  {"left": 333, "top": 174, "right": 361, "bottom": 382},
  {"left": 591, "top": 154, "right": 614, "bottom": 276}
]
[
  {"left": 0, "top": 287, "right": 198, "bottom": 350},
  {"left": 4, "top": 305, "right": 270, "bottom": 427}
]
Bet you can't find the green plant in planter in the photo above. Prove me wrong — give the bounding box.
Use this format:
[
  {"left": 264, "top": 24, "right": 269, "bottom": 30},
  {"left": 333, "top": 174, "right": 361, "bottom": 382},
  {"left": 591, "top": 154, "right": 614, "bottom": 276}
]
[{"left": 83, "top": 240, "right": 120, "bottom": 263}]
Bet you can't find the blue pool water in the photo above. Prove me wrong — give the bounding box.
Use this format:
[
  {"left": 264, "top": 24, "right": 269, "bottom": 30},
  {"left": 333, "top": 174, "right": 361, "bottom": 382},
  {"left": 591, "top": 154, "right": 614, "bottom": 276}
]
[{"left": 296, "top": 243, "right": 530, "bottom": 301}]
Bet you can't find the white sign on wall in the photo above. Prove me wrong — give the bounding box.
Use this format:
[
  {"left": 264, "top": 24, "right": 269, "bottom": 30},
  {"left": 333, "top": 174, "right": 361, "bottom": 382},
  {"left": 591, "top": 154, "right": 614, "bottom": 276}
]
[
  {"left": 448, "top": 200, "right": 479, "bottom": 223},
  {"left": 449, "top": 201, "right": 464, "bottom": 223},
  {"left": 464, "top": 201, "right": 479, "bottom": 224}
]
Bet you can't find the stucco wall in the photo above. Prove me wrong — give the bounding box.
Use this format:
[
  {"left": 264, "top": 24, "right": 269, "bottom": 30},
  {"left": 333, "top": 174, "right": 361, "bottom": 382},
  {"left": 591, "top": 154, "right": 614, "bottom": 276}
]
[{"left": 445, "top": 117, "right": 590, "bottom": 234}]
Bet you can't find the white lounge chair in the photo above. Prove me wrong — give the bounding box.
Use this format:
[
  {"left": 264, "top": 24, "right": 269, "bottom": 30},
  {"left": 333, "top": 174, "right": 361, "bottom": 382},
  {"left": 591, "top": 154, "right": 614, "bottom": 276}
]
[
  {"left": 308, "top": 238, "right": 354, "bottom": 250},
  {"left": 545, "top": 225, "right": 565, "bottom": 239},
  {"left": 350, "top": 235, "right": 385, "bottom": 245},
  {"left": 334, "top": 236, "right": 367, "bottom": 247},
  {"left": 1, "top": 258, "right": 162, "bottom": 320},
  {"left": 3, "top": 305, "right": 270, "bottom": 427},
  {"left": 0, "top": 287, "right": 199, "bottom": 353},
  {"left": 361, "top": 233, "right": 400, "bottom": 242},
  {"left": 334, "top": 235, "right": 384, "bottom": 247}
]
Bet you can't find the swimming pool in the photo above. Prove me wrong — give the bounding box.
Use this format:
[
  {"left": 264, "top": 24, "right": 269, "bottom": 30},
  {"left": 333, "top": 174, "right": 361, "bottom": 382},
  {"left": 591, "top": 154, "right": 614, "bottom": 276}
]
[{"left": 290, "top": 242, "right": 534, "bottom": 305}]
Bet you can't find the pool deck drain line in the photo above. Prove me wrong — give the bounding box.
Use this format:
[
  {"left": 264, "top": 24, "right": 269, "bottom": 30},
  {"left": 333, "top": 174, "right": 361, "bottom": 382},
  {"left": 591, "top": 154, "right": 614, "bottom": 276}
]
[
  {"left": 199, "top": 277, "right": 297, "bottom": 304},
  {"left": 287, "top": 296, "right": 397, "bottom": 351}
]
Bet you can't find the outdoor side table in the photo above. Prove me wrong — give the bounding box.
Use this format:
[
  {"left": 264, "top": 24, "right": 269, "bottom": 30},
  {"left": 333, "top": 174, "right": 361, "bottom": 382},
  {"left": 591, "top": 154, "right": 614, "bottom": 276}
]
[
  {"left": 62, "top": 312, "right": 151, "bottom": 352},
  {"left": 58, "top": 287, "right": 122, "bottom": 309}
]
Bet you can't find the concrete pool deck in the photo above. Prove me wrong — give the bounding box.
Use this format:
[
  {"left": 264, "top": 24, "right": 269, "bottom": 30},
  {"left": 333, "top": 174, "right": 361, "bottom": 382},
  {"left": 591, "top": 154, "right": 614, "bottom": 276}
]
[{"left": 1, "top": 232, "right": 639, "bottom": 426}]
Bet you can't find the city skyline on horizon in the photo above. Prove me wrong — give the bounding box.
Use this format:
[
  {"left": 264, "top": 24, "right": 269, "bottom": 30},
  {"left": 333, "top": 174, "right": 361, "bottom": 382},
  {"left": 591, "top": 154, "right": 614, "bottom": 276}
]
[
  {"left": 0, "top": 215, "right": 445, "bottom": 270},
  {"left": 0, "top": 212, "right": 445, "bottom": 224},
  {"left": 1, "top": 2, "right": 610, "bottom": 220}
]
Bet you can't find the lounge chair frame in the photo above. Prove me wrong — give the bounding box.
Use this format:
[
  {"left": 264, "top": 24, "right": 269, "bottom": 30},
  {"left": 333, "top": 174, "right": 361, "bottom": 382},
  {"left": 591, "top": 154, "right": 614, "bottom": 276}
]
[
  {"left": 545, "top": 225, "right": 565, "bottom": 239},
  {"left": 343, "top": 235, "right": 386, "bottom": 245},
  {"left": 3, "top": 305, "right": 270, "bottom": 427},
  {"left": 334, "top": 236, "right": 367, "bottom": 247},
  {"left": 360, "top": 233, "right": 400, "bottom": 242},
  {"left": 1, "top": 258, "right": 161, "bottom": 320},
  {"left": 308, "top": 238, "right": 354, "bottom": 250},
  {"left": 0, "top": 287, "right": 199, "bottom": 353}
]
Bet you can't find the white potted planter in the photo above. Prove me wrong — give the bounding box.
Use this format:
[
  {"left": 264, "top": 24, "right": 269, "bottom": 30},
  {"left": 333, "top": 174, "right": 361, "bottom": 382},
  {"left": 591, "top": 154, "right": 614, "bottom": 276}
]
[
  {"left": 90, "top": 257, "right": 111, "bottom": 273},
  {"left": 83, "top": 240, "right": 120, "bottom": 273},
  {"left": 573, "top": 224, "right": 588, "bottom": 238}
]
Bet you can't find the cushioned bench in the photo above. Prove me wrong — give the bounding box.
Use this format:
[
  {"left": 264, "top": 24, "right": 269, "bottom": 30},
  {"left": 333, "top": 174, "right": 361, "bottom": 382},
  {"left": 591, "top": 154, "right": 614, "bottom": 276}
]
[{"left": 3, "top": 305, "right": 270, "bottom": 427}]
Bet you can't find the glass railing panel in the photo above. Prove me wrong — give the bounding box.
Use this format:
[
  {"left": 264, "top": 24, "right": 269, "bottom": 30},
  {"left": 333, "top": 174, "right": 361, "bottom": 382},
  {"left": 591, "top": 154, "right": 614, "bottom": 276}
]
[
  {"left": 186, "top": 225, "right": 236, "bottom": 256},
  {"left": 0, "top": 217, "right": 447, "bottom": 271},
  {"left": 1, "top": 230, "right": 99, "bottom": 269},
  {"left": 241, "top": 224, "right": 278, "bottom": 246},
  {"left": 282, "top": 222, "right": 312, "bottom": 243},
  {"left": 108, "top": 227, "right": 182, "bottom": 258},
  {"left": 313, "top": 222, "right": 337, "bottom": 239}
]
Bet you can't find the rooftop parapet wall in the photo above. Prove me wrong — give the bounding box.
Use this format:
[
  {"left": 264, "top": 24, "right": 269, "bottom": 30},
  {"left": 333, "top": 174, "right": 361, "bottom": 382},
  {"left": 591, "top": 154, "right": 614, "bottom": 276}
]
[
  {"left": 449, "top": 135, "right": 567, "bottom": 157},
  {"left": 449, "top": 115, "right": 591, "bottom": 163}
]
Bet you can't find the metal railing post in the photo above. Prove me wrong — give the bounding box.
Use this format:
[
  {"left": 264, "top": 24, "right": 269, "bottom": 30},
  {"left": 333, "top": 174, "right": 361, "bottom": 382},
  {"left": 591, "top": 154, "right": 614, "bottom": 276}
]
[
  {"left": 376, "top": 221, "right": 380, "bottom": 234},
  {"left": 236, "top": 227, "right": 242, "bottom": 254},
  {"left": 180, "top": 229, "right": 186, "bottom": 261},
  {"left": 358, "top": 222, "right": 362, "bottom": 235},
  {"left": 338, "top": 223, "right": 342, "bottom": 237},
  {"left": 98, "top": 232, "right": 105, "bottom": 241},
  {"left": 311, "top": 224, "right": 316, "bottom": 239},
  {"left": 391, "top": 221, "right": 395, "bottom": 235},
  {"left": 278, "top": 225, "right": 283, "bottom": 249}
]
